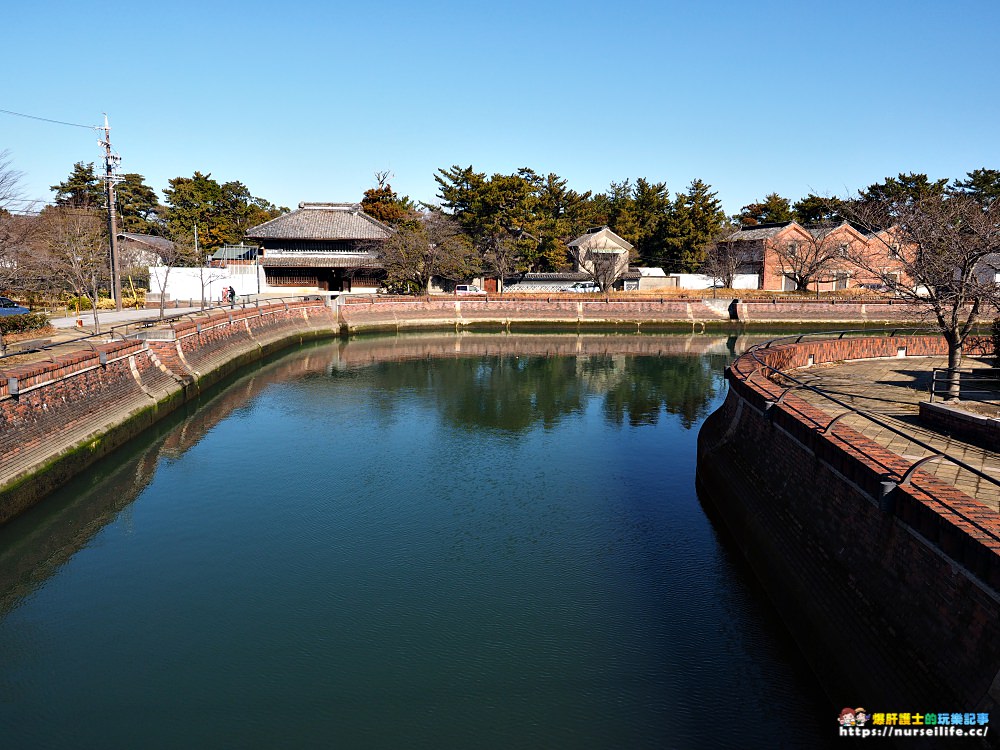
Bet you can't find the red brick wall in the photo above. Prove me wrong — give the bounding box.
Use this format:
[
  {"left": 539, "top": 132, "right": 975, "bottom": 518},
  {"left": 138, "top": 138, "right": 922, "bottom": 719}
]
[
  {"left": 698, "top": 336, "right": 1000, "bottom": 712},
  {"left": 338, "top": 298, "right": 735, "bottom": 331},
  {"left": 0, "top": 301, "right": 338, "bottom": 524},
  {"left": 732, "top": 299, "right": 929, "bottom": 323}
]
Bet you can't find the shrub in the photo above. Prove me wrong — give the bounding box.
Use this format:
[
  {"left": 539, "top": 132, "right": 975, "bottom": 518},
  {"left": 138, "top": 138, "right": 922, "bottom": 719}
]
[{"left": 0, "top": 313, "right": 49, "bottom": 335}]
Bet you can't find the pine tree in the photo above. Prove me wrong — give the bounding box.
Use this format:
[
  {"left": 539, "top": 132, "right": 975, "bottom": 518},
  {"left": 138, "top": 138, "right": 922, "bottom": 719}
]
[
  {"left": 51, "top": 162, "right": 104, "bottom": 208},
  {"left": 737, "top": 193, "right": 793, "bottom": 225}
]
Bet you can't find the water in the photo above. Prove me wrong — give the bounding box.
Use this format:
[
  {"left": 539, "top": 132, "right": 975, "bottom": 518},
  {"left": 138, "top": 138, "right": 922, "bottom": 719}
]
[{"left": 0, "top": 332, "right": 838, "bottom": 748}]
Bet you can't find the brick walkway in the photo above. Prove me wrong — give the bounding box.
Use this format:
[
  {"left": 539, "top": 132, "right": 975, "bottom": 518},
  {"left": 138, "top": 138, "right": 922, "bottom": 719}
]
[{"left": 783, "top": 356, "right": 1000, "bottom": 511}]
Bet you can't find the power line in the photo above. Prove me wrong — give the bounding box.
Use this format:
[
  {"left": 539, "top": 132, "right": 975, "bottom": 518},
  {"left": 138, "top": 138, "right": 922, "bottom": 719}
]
[{"left": 0, "top": 107, "right": 95, "bottom": 130}]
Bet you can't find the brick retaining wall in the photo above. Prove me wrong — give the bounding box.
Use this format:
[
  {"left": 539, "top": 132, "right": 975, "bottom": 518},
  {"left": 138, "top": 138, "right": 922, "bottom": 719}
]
[
  {"left": 697, "top": 335, "right": 1000, "bottom": 722},
  {"left": 336, "top": 296, "right": 936, "bottom": 331},
  {"left": 731, "top": 299, "right": 930, "bottom": 323},
  {"left": 339, "top": 298, "right": 735, "bottom": 331},
  {"left": 0, "top": 300, "right": 338, "bottom": 524}
]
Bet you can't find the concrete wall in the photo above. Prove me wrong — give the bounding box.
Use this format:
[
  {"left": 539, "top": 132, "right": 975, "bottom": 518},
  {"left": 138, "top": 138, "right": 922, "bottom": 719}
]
[{"left": 697, "top": 335, "right": 1000, "bottom": 718}]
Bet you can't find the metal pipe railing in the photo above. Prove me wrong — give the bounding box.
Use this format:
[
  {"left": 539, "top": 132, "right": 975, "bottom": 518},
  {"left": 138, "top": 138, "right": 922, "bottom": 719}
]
[{"left": 741, "top": 332, "right": 1000, "bottom": 541}]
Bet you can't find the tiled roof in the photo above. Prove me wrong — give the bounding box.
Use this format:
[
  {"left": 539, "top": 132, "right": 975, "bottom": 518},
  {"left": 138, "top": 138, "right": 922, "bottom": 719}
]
[
  {"left": 260, "top": 255, "right": 381, "bottom": 269},
  {"left": 247, "top": 203, "right": 392, "bottom": 241},
  {"left": 729, "top": 222, "right": 795, "bottom": 241},
  {"left": 118, "top": 232, "right": 176, "bottom": 253},
  {"left": 567, "top": 226, "right": 634, "bottom": 251},
  {"left": 212, "top": 245, "right": 258, "bottom": 260}
]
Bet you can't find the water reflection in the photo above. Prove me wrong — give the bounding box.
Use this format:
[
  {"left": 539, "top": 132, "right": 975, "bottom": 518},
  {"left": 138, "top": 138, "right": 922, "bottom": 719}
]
[
  {"left": 0, "top": 329, "right": 839, "bottom": 749},
  {"left": 0, "top": 331, "right": 757, "bottom": 617}
]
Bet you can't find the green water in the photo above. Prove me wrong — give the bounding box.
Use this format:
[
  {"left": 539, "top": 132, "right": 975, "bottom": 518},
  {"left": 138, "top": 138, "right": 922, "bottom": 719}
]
[{"left": 0, "top": 332, "right": 837, "bottom": 748}]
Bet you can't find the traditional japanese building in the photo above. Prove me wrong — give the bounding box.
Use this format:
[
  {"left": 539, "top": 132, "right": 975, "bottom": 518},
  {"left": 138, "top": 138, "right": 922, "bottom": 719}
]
[{"left": 246, "top": 203, "right": 391, "bottom": 292}]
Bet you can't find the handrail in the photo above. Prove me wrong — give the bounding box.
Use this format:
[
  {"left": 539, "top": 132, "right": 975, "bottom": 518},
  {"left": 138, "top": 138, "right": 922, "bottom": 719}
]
[
  {"left": 741, "top": 331, "right": 1000, "bottom": 541},
  {"left": 929, "top": 367, "right": 1000, "bottom": 403},
  {"left": 0, "top": 296, "right": 324, "bottom": 363}
]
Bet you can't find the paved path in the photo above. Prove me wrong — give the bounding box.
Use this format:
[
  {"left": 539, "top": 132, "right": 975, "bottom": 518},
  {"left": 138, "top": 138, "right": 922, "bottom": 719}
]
[
  {"left": 784, "top": 356, "right": 1000, "bottom": 511},
  {"left": 47, "top": 306, "right": 205, "bottom": 329}
]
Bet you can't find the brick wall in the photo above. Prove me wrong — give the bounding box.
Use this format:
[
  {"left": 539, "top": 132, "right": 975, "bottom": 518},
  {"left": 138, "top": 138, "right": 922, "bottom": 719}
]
[
  {"left": 732, "top": 299, "right": 929, "bottom": 323},
  {"left": 338, "top": 298, "right": 735, "bottom": 332},
  {"left": 0, "top": 301, "right": 338, "bottom": 524},
  {"left": 698, "top": 335, "right": 1000, "bottom": 717}
]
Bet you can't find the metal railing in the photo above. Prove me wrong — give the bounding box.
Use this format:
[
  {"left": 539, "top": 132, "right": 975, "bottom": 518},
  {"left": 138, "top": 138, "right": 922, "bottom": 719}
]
[
  {"left": 0, "top": 296, "right": 324, "bottom": 364},
  {"left": 741, "top": 330, "right": 1000, "bottom": 540},
  {"left": 930, "top": 367, "right": 1000, "bottom": 403}
]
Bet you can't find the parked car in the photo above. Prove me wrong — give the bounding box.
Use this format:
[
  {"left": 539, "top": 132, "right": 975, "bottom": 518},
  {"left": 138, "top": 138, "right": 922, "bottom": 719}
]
[
  {"left": 455, "top": 284, "right": 484, "bottom": 295},
  {"left": 0, "top": 296, "right": 29, "bottom": 316},
  {"left": 561, "top": 281, "right": 600, "bottom": 293}
]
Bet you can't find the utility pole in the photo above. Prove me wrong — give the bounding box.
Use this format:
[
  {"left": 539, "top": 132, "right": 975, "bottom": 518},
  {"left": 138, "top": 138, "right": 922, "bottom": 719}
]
[{"left": 98, "top": 114, "right": 124, "bottom": 311}]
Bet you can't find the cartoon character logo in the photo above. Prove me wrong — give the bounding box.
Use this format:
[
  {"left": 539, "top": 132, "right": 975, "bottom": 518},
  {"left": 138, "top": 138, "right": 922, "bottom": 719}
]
[
  {"left": 839, "top": 707, "right": 856, "bottom": 726},
  {"left": 855, "top": 708, "right": 868, "bottom": 726}
]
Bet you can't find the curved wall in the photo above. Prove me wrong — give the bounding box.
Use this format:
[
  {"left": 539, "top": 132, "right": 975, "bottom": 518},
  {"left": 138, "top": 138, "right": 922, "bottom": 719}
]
[
  {"left": 697, "top": 335, "right": 1000, "bottom": 718},
  {"left": 0, "top": 300, "right": 338, "bottom": 524}
]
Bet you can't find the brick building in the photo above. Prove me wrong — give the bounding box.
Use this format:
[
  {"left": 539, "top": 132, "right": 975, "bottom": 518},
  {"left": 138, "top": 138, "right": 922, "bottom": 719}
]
[{"left": 723, "top": 221, "right": 908, "bottom": 292}]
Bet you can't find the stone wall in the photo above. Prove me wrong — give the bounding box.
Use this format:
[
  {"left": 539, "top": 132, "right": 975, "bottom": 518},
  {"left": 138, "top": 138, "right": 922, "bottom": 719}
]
[{"left": 697, "top": 335, "right": 1000, "bottom": 721}]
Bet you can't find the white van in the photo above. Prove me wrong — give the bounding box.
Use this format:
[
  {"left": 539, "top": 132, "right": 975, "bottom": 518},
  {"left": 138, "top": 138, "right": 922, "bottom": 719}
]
[
  {"left": 562, "top": 281, "right": 600, "bottom": 293},
  {"left": 455, "top": 284, "right": 483, "bottom": 295}
]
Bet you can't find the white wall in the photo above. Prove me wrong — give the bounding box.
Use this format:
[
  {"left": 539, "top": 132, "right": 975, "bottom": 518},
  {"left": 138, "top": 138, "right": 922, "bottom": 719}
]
[
  {"left": 149, "top": 266, "right": 262, "bottom": 302},
  {"left": 669, "top": 273, "right": 760, "bottom": 290}
]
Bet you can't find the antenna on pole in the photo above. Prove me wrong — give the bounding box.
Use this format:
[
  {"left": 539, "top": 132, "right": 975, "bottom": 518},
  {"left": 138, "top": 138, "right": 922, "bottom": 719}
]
[{"left": 98, "top": 113, "right": 124, "bottom": 311}]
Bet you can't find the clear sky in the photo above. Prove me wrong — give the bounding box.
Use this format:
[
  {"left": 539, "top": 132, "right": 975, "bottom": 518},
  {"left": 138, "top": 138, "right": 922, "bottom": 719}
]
[{"left": 3, "top": 0, "right": 998, "bottom": 216}]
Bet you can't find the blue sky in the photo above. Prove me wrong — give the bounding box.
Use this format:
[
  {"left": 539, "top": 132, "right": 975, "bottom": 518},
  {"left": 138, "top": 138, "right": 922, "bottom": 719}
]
[{"left": 3, "top": 0, "right": 998, "bottom": 216}]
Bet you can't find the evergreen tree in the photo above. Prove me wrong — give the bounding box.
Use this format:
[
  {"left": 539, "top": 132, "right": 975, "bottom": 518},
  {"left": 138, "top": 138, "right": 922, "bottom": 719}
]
[
  {"left": 164, "top": 172, "right": 283, "bottom": 250},
  {"left": 856, "top": 172, "right": 948, "bottom": 208},
  {"left": 115, "top": 173, "right": 163, "bottom": 235},
  {"left": 662, "top": 179, "right": 726, "bottom": 272},
  {"left": 533, "top": 172, "right": 592, "bottom": 270},
  {"left": 360, "top": 183, "right": 412, "bottom": 226},
  {"left": 737, "top": 193, "right": 793, "bottom": 225},
  {"left": 792, "top": 194, "right": 845, "bottom": 225},
  {"left": 951, "top": 168, "right": 1000, "bottom": 205},
  {"left": 51, "top": 162, "right": 104, "bottom": 208}
]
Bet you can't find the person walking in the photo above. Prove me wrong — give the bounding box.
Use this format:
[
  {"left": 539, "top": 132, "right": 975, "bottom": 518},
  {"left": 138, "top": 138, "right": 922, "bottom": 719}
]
[{"left": 228, "top": 286, "right": 236, "bottom": 309}]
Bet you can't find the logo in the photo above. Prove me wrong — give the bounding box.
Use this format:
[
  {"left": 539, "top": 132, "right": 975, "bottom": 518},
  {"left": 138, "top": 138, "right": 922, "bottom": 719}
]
[{"left": 838, "top": 708, "right": 990, "bottom": 739}]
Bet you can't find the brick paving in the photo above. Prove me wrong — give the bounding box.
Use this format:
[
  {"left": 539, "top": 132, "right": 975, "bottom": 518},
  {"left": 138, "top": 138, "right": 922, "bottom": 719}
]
[{"left": 784, "top": 356, "right": 1000, "bottom": 511}]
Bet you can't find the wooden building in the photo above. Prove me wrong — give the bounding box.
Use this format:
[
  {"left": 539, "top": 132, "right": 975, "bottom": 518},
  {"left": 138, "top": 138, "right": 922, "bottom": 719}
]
[{"left": 246, "top": 203, "right": 391, "bottom": 292}]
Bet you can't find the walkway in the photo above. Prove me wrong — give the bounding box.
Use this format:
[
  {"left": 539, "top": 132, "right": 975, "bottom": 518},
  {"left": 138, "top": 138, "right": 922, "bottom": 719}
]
[{"left": 785, "top": 356, "right": 1000, "bottom": 510}]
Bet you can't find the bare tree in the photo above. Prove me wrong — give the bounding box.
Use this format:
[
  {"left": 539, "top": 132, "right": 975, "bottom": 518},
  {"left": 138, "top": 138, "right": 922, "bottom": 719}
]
[
  {"left": 147, "top": 233, "right": 198, "bottom": 318},
  {"left": 479, "top": 231, "right": 525, "bottom": 288},
  {"left": 0, "top": 151, "right": 38, "bottom": 292},
  {"left": 41, "top": 207, "right": 109, "bottom": 332},
  {"left": 378, "top": 210, "right": 480, "bottom": 294},
  {"left": 567, "top": 241, "right": 629, "bottom": 292},
  {"left": 770, "top": 223, "right": 859, "bottom": 292},
  {"left": 846, "top": 194, "right": 1000, "bottom": 395},
  {"left": 702, "top": 224, "right": 755, "bottom": 288}
]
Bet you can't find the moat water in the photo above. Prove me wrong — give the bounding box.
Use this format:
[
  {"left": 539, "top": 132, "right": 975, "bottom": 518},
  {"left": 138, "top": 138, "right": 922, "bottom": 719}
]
[{"left": 0, "top": 332, "right": 839, "bottom": 748}]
